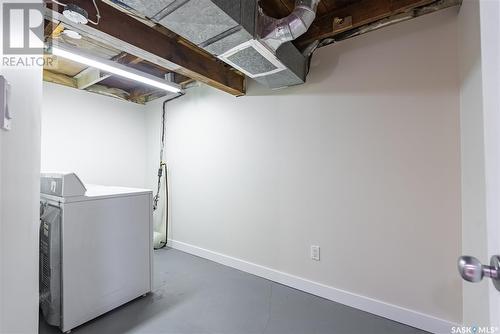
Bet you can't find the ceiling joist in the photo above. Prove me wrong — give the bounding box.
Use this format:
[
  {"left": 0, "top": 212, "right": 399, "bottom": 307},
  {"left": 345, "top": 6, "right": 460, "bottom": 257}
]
[
  {"left": 295, "top": 0, "right": 458, "bottom": 48},
  {"left": 42, "top": 0, "right": 460, "bottom": 102},
  {"left": 43, "top": 69, "right": 77, "bottom": 88},
  {"left": 74, "top": 67, "right": 111, "bottom": 90},
  {"left": 45, "top": 0, "right": 245, "bottom": 96}
]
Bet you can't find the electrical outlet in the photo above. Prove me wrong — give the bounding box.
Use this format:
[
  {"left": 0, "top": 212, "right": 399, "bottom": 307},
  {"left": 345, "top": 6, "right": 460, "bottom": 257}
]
[{"left": 310, "top": 245, "right": 320, "bottom": 261}]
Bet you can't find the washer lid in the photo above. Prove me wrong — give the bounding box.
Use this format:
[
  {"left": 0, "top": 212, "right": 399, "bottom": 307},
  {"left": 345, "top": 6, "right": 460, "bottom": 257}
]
[
  {"left": 51, "top": 184, "right": 152, "bottom": 203},
  {"left": 85, "top": 184, "right": 152, "bottom": 198}
]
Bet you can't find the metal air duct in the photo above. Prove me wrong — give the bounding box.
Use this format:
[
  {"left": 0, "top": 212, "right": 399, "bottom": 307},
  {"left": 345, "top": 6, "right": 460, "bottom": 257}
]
[
  {"left": 115, "top": 0, "right": 319, "bottom": 89},
  {"left": 259, "top": 0, "right": 320, "bottom": 51}
]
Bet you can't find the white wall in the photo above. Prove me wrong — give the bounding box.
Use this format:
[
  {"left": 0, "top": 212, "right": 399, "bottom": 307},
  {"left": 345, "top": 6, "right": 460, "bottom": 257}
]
[
  {"left": 41, "top": 82, "right": 149, "bottom": 188},
  {"left": 146, "top": 7, "right": 462, "bottom": 329},
  {"left": 0, "top": 1, "right": 43, "bottom": 332}
]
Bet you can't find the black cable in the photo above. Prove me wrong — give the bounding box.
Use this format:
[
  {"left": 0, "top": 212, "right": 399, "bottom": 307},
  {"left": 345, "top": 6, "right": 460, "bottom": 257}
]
[
  {"left": 153, "top": 92, "right": 184, "bottom": 250},
  {"left": 154, "top": 164, "right": 168, "bottom": 250}
]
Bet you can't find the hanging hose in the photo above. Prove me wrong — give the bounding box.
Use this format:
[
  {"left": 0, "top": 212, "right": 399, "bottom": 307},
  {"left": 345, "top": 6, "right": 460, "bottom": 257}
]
[
  {"left": 152, "top": 101, "right": 167, "bottom": 212},
  {"left": 153, "top": 163, "right": 168, "bottom": 250},
  {"left": 153, "top": 92, "right": 184, "bottom": 250}
]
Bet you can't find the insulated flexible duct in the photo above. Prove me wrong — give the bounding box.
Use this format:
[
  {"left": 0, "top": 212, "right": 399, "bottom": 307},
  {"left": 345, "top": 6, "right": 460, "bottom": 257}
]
[{"left": 260, "top": 0, "right": 320, "bottom": 51}]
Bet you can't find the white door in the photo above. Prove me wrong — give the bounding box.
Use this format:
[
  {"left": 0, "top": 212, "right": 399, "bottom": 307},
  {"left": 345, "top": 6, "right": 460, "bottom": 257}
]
[
  {"left": 481, "top": 0, "right": 500, "bottom": 327},
  {"left": 458, "top": 0, "right": 500, "bottom": 330}
]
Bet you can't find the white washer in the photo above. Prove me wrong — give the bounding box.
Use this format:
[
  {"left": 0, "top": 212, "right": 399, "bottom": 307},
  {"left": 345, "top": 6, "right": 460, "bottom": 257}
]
[{"left": 40, "top": 173, "right": 153, "bottom": 333}]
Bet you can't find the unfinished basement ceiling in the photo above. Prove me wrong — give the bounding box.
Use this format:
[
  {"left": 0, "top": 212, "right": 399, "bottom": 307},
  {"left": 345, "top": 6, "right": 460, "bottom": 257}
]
[
  {"left": 113, "top": 0, "right": 461, "bottom": 54},
  {"left": 43, "top": 21, "right": 195, "bottom": 104},
  {"left": 43, "top": 0, "right": 461, "bottom": 103}
]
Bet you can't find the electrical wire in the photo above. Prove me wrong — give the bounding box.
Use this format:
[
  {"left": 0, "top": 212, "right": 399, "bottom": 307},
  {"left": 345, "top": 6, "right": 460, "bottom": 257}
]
[
  {"left": 49, "top": 0, "right": 100, "bottom": 25},
  {"left": 153, "top": 163, "right": 167, "bottom": 250},
  {"left": 50, "top": 0, "right": 67, "bottom": 7},
  {"left": 88, "top": 0, "right": 101, "bottom": 25},
  {"left": 153, "top": 92, "right": 185, "bottom": 250},
  {"left": 153, "top": 92, "right": 185, "bottom": 211},
  {"left": 153, "top": 99, "right": 168, "bottom": 212}
]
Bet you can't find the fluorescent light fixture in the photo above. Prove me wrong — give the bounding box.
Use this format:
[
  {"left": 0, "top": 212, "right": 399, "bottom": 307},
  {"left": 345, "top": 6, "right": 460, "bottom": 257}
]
[{"left": 51, "top": 46, "right": 182, "bottom": 94}]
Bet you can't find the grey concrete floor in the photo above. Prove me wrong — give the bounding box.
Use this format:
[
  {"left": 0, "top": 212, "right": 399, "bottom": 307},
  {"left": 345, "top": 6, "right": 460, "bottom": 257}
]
[{"left": 39, "top": 248, "right": 428, "bottom": 334}]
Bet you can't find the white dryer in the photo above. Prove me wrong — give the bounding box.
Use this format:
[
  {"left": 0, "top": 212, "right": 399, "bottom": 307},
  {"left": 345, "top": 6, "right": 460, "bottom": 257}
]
[{"left": 40, "top": 172, "right": 153, "bottom": 333}]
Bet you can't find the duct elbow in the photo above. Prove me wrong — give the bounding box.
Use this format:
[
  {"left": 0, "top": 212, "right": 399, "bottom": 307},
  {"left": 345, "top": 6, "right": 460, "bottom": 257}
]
[
  {"left": 289, "top": 7, "right": 316, "bottom": 38},
  {"left": 260, "top": 0, "right": 320, "bottom": 51}
]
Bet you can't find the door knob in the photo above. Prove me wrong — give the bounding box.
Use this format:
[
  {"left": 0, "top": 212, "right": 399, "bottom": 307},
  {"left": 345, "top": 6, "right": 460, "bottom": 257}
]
[{"left": 458, "top": 255, "right": 500, "bottom": 291}]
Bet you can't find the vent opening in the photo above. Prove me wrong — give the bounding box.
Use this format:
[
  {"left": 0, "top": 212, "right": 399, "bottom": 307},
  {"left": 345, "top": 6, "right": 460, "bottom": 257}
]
[{"left": 219, "top": 40, "right": 286, "bottom": 78}]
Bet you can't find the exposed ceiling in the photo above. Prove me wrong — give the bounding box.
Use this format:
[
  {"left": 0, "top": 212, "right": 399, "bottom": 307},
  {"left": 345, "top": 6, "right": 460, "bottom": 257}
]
[
  {"left": 260, "top": 0, "right": 355, "bottom": 25},
  {"left": 44, "top": 22, "right": 195, "bottom": 104},
  {"left": 260, "top": 0, "right": 461, "bottom": 50},
  {"left": 43, "top": 0, "right": 460, "bottom": 104}
]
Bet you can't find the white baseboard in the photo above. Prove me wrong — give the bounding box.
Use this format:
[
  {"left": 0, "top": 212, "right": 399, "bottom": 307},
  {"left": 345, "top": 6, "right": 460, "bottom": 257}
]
[{"left": 169, "top": 239, "right": 458, "bottom": 334}]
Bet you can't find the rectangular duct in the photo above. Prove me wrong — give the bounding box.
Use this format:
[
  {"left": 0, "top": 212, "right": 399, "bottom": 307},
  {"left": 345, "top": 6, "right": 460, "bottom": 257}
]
[{"left": 115, "top": 0, "right": 309, "bottom": 89}]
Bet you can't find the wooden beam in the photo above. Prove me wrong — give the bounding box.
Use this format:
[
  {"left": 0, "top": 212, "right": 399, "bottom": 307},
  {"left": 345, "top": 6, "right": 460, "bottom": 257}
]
[
  {"left": 128, "top": 88, "right": 155, "bottom": 104},
  {"left": 46, "top": 1, "right": 245, "bottom": 96},
  {"left": 112, "top": 52, "right": 143, "bottom": 66},
  {"left": 129, "top": 88, "right": 179, "bottom": 104},
  {"left": 44, "top": 21, "right": 64, "bottom": 39},
  {"left": 86, "top": 84, "right": 130, "bottom": 101},
  {"left": 295, "top": 0, "right": 436, "bottom": 48},
  {"left": 74, "top": 67, "right": 112, "bottom": 90},
  {"left": 128, "top": 72, "right": 195, "bottom": 104},
  {"left": 173, "top": 73, "right": 195, "bottom": 87},
  {"left": 43, "top": 70, "right": 77, "bottom": 88}
]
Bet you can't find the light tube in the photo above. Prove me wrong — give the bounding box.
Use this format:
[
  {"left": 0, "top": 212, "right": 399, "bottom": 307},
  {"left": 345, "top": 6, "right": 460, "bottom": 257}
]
[{"left": 51, "top": 46, "right": 182, "bottom": 94}]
